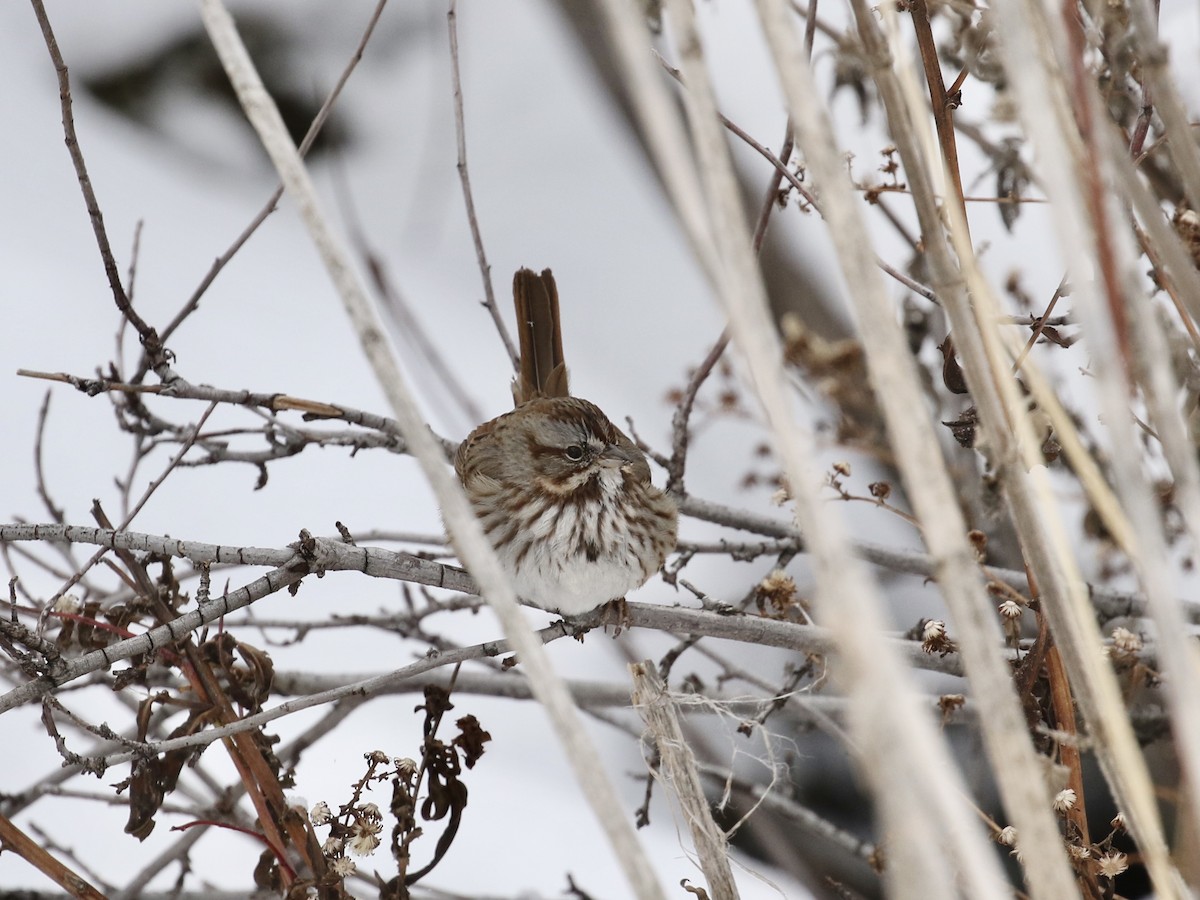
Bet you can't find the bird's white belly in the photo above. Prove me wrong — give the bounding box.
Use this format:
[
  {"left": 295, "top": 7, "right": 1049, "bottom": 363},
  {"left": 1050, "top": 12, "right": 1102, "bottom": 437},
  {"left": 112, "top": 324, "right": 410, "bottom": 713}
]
[
  {"left": 508, "top": 546, "right": 644, "bottom": 615},
  {"left": 497, "top": 481, "right": 647, "bottom": 614}
]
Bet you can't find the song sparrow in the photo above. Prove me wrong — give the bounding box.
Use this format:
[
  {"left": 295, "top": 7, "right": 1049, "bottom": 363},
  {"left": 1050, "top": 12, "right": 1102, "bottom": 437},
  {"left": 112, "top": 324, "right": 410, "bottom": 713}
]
[{"left": 454, "top": 268, "right": 678, "bottom": 615}]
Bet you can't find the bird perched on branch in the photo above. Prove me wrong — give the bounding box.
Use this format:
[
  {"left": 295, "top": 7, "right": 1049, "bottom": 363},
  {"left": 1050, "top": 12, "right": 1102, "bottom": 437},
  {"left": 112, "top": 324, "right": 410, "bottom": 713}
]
[{"left": 454, "top": 268, "right": 678, "bottom": 615}]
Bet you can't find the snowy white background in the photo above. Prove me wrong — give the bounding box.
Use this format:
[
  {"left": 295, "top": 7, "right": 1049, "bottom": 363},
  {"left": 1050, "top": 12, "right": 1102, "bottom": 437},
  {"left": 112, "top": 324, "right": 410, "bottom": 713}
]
[{"left": 1, "top": 0, "right": 1197, "bottom": 897}]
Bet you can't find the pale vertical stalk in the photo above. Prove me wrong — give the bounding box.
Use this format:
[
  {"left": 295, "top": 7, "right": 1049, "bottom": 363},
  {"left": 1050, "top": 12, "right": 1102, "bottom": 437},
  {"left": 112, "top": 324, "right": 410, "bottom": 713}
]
[
  {"left": 630, "top": 662, "right": 739, "bottom": 900},
  {"left": 883, "top": 0, "right": 1185, "bottom": 890},
  {"left": 1105, "top": 124, "right": 1200, "bottom": 562},
  {"left": 757, "top": 0, "right": 1078, "bottom": 894},
  {"left": 946, "top": 227, "right": 1184, "bottom": 897},
  {"left": 903, "top": 3, "right": 1181, "bottom": 890},
  {"left": 197, "top": 4, "right": 666, "bottom": 898},
  {"left": 1113, "top": 129, "right": 1200, "bottom": 332},
  {"left": 658, "top": 0, "right": 1009, "bottom": 894},
  {"left": 970, "top": 1, "right": 1188, "bottom": 892},
  {"left": 1008, "top": 0, "right": 1200, "bottom": 860},
  {"left": 596, "top": 1, "right": 719, "bottom": 286}
]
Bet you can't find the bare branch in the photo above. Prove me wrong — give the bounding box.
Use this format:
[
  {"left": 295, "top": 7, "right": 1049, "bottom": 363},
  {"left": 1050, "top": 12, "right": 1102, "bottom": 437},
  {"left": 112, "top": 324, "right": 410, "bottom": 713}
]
[
  {"left": 447, "top": 0, "right": 518, "bottom": 371},
  {"left": 29, "top": 0, "right": 163, "bottom": 366}
]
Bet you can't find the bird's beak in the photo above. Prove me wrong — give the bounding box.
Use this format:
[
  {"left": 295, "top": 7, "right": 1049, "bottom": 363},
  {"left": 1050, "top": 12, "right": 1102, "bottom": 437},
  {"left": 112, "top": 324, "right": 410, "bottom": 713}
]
[{"left": 599, "top": 443, "right": 639, "bottom": 469}]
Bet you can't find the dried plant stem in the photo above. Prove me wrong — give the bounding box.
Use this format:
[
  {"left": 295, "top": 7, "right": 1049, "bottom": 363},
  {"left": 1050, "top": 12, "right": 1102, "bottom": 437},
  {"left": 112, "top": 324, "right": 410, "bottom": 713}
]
[
  {"left": 758, "top": 0, "right": 1078, "bottom": 895},
  {"left": 906, "top": 0, "right": 968, "bottom": 236},
  {"left": 657, "top": 0, "right": 1012, "bottom": 895},
  {"left": 866, "top": 1, "right": 1180, "bottom": 892},
  {"left": 1115, "top": 134, "right": 1200, "bottom": 336},
  {"left": 988, "top": 2, "right": 1192, "bottom": 892},
  {"left": 197, "top": 4, "right": 666, "bottom": 896},
  {"left": 630, "top": 662, "right": 739, "bottom": 900},
  {"left": 665, "top": 110, "right": 790, "bottom": 493},
  {"left": 596, "top": 0, "right": 719, "bottom": 285},
  {"left": 0, "top": 811, "right": 106, "bottom": 899},
  {"left": 1044, "top": 645, "right": 1091, "bottom": 846}
]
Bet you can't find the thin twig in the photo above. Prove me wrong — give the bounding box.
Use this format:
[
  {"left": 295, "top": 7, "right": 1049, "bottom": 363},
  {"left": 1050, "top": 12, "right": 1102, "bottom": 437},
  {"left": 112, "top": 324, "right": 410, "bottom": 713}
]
[
  {"left": 36, "top": 402, "right": 218, "bottom": 626},
  {"left": 153, "top": 0, "right": 390, "bottom": 360},
  {"left": 908, "top": 0, "right": 969, "bottom": 238},
  {"left": 16, "top": 368, "right": 456, "bottom": 457},
  {"left": 447, "top": 0, "right": 518, "bottom": 371},
  {"left": 335, "top": 164, "right": 484, "bottom": 428},
  {"left": 29, "top": 0, "right": 161, "bottom": 362},
  {"left": 665, "top": 333, "right": 728, "bottom": 496},
  {"left": 1011, "top": 275, "right": 1068, "bottom": 372},
  {"left": 656, "top": 50, "right": 937, "bottom": 302},
  {"left": 33, "top": 392, "right": 66, "bottom": 525}
]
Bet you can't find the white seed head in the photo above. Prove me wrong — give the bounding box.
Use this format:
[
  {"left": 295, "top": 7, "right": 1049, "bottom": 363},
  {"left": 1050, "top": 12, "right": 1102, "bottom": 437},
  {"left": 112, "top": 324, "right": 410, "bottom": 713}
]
[
  {"left": 310, "top": 801, "right": 332, "bottom": 826},
  {"left": 1110, "top": 627, "right": 1143, "bottom": 654},
  {"left": 348, "top": 824, "right": 382, "bottom": 857},
  {"left": 999, "top": 600, "right": 1023, "bottom": 620},
  {"left": 360, "top": 802, "right": 381, "bottom": 821},
  {"left": 331, "top": 857, "right": 356, "bottom": 877},
  {"left": 1097, "top": 851, "right": 1128, "bottom": 878},
  {"left": 1052, "top": 788, "right": 1077, "bottom": 812}
]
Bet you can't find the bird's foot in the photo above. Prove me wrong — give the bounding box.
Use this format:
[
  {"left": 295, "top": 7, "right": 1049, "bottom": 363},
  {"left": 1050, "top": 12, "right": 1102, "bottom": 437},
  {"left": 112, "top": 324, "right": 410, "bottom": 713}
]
[{"left": 601, "top": 597, "right": 630, "bottom": 636}]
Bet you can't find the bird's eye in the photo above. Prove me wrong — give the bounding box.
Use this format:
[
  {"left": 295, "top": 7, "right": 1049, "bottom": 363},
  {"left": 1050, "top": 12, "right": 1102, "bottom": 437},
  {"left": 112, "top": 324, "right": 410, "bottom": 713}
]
[{"left": 564, "top": 444, "right": 585, "bottom": 462}]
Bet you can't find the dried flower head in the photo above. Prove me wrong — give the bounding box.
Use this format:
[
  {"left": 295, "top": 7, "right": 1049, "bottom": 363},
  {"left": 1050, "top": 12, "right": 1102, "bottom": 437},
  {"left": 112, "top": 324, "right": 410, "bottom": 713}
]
[
  {"left": 330, "top": 856, "right": 356, "bottom": 877},
  {"left": 359, "top": 802, "right": 381, "bottom": 821},
  {"left": 348, "top": 821, "right": 382, "bottom": 857},
  {"left": 996, "top": 825, "right": 1018, "bottom": 846},
  {"left": 757, "top": 569, "right": 800, "bottom": 617},
  {"left": 366, "top": 749, "right": 390, "bottom": 764},
  {"left": 1110, "top": 811, "right": 1127, "bottom": 831},
  {"left": 309, "top": 801, "right": 332, "bottom": 826},
  {"left": 1110, "top": 627, "right": 1143, "bottom": 656},
  {"left": 1052, "top": 788, "right": 1077, "bottom": 813},
  {"left": 321, "top": 836, "right": 343, "bottom": 856},
  {"left": 1096, "top": 851, "right": 1128, "bottom": 879},
  {"left": 938, "top": 694, "right": 966, "bottom": 723},
  {"left": 1174, "top": 206, "right": 1200, "bottom": 268},
  {"left": 920, "top": 619, "right": 956, "bottom": 655},
  {"left": 998, "top": 599, "right": 1023, "bottom": 620}
]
